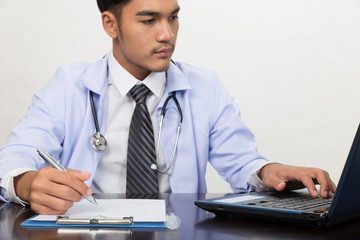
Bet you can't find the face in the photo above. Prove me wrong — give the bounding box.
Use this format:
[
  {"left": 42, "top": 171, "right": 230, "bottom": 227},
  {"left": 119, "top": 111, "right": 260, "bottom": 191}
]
[{"left": 108, "top": 0, "right": 180, "bottom": 80}]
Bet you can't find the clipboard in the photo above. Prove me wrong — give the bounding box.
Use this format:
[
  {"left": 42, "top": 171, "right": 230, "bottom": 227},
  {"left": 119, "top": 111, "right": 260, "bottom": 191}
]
[
  {"left": 20, "top": 199, "right": 170, "bottom": 229},
  {"left": 20, "top": 215, "right": 166, "bottom": 228}
]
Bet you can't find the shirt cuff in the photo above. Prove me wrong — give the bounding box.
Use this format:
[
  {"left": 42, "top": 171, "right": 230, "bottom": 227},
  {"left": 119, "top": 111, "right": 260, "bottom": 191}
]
[
  {"left": 248, "top": 162, "right": 272, "bottom": 192},
  {"left": 0, "top": 168, "right": 36, "bottom": 206}
]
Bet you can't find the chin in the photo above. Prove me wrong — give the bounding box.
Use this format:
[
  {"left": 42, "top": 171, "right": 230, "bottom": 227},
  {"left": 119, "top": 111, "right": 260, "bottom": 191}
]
[{"left": 150, "top": 62, "right": 171, "bottom": 72}]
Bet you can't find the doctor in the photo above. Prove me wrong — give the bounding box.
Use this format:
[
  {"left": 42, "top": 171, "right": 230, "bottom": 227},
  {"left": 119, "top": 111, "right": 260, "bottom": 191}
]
[{"left": 0, "top": 0, "right": 335, "bottom": 215}]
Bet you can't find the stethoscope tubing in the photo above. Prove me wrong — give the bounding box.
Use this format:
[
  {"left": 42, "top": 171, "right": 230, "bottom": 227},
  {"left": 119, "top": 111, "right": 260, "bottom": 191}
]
[
  {"left": 154, "top": 114, "right": 182, "bottom": 175},
  {"left": 89, "top": 90, "right": 107, "bottom": 151},
  {"left": 89, "top": 90, "right": 182, "bottom": 175},
  {"left": 89, "top": 91, "right": 100, "bottom": 133}
]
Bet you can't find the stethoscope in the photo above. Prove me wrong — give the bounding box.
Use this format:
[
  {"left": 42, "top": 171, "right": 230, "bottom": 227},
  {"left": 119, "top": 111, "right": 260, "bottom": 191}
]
[
  {"left": 89, "top": 90, "right": 183, "bottom": 175},
  {"left": 151, "top": 91, "right": 183, "bottom": 174},
  {"left": 90, "top": 90, "right": 107, "bottom": 151}
]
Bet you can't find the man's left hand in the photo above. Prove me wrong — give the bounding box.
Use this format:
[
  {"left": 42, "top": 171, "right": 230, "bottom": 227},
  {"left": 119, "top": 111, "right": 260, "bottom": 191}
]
[{"left": 258, "top": 163, "right": 336, "bottom": 198}]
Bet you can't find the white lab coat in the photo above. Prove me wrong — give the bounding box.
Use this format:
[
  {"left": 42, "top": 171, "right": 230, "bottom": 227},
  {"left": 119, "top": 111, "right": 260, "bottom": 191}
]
[{"left": 0, "top": 52, "right": 267, "bottom": 197}]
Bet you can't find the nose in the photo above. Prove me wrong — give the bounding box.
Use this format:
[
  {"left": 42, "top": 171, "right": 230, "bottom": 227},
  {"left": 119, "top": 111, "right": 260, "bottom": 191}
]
[{"left": 157, "top": 21, "right": 174, "bottom": 42}]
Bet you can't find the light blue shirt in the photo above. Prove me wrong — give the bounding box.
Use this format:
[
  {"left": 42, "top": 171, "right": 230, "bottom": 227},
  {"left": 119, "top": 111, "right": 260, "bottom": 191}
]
[{"left": 0, "top": 52, "right": 268, "bottom": 201}]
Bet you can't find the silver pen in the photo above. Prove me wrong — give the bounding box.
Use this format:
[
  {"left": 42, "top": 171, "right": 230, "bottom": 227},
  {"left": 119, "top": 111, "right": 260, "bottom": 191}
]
[{"left": 37, "top": 149, "right": 98, "bottom": 206}]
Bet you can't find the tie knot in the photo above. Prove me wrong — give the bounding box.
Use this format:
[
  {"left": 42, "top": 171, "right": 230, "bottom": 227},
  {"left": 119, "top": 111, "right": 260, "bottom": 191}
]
[{"left": 129, "top": 84, "right": 151, "bottom": 104}]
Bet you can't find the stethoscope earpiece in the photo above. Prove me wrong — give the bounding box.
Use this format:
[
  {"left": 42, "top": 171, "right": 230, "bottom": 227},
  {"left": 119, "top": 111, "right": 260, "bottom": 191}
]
[{"left": 150, "top": 164, "right": 158, "bottom": 170}]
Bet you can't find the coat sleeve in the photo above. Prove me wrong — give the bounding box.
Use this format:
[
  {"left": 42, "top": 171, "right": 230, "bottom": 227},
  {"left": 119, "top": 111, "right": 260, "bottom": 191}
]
[
  {"left": 207, "top": 71, "right": 268, "bottom": 192},
  {"left": 0, "top": 67, "right": 67, "bottom": 183}
]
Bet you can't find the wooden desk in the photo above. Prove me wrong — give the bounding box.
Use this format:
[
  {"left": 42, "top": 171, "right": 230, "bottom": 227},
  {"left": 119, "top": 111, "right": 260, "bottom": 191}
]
[{"left": 1, "top": 193, "right": 360, "bottom": 240}]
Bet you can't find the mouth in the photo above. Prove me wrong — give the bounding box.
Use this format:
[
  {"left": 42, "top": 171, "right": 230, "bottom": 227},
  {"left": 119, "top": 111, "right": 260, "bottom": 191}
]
[{"left": 154, "top": 46, "right": 173, "bottom": 58}]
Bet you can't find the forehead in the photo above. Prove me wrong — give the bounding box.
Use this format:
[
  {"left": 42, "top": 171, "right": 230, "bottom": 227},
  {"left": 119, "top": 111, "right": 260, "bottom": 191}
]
[{"left": 124, "top": 0, "right": 180, "bottom": 15}]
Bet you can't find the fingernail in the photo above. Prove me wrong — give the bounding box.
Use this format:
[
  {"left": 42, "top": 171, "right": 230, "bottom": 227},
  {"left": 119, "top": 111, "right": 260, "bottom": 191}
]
[
  {"left": 86, "top": 188, "right": 92, "bottom": 196},
  {"left": 323, "top": 190, "right": 328, "bottom": 197},
  {"left": 313, "top": 190, "right": 318, "bottom": 196}
]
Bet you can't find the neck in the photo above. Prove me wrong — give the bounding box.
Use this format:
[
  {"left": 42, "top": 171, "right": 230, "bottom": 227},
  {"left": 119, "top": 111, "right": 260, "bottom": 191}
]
[{"left": 112, "top": 41, "right": 150, "bottom": 80}]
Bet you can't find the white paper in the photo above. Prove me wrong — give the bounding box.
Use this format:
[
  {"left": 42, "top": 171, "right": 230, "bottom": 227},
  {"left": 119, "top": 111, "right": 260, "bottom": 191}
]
[{"left": 31, "top": 199, "right": 166, "bottom": 222}]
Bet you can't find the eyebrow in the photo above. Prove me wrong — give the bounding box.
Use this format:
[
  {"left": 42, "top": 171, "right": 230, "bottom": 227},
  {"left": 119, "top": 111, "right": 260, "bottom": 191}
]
[{"left": 136, "top": 6, "right": 180, "bottom": 17}]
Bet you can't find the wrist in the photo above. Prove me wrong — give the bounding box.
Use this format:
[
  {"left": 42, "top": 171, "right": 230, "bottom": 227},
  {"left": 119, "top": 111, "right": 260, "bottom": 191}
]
[
  {"left": 14, "top": 171, "right": 37, "bottom": 203},
  {"left": 257, "top": 162, "right": 281, "bottom": 181}
]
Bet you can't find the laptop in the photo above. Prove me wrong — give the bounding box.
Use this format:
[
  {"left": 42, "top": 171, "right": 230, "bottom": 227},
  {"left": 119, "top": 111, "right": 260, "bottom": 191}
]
[{"left": 195, "top": 124, "right": 360, "bottom": 227}]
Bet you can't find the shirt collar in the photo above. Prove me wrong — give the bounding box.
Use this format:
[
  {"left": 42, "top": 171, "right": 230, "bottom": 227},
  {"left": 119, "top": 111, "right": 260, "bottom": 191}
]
[{"left": 108, "top": 52, "right": 166, "bottom": 98}]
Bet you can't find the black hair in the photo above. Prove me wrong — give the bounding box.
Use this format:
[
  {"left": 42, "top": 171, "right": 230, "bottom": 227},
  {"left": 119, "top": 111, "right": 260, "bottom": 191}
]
[{"left": 96, "top": 0, "right": 131, "bottom": 13}]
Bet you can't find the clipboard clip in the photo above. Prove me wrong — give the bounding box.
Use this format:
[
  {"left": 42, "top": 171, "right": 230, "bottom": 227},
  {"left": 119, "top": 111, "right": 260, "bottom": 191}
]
[{"left": 56, "top": 216, "right": 134, "bottom": 225}]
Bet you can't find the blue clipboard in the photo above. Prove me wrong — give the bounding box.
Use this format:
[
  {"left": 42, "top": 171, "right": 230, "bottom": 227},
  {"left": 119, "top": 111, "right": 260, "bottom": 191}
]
[{"left": 21, "top": 215, "right": 166, "bottom": 229}]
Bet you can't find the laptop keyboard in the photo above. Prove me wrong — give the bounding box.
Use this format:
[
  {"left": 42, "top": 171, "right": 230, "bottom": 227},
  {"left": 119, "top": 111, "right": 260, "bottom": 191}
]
[{"left": 246, "top": 192, "right": 333, "bottom": 210}]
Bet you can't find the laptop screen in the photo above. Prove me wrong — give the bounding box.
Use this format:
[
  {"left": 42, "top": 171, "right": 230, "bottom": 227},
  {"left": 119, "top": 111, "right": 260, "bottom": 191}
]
[{"left": 329, "top": 124, "right": 360, "bottom": 220}]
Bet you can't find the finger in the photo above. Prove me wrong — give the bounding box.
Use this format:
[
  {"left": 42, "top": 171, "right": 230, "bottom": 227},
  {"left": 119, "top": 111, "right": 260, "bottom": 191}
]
[
  {"left": 46, "top": 169, "right": 91, "bottom": 197},
  {"left": 67, "top": 170, "right": 92, "bottom": 196},
  {"left": 262, "top": 171, "right": 289, "bottom": 192},
  {"left": 310, "top": 169, "right": 333, "bottom": 198},
  {"left": 323, "top": 170, "right": 332, "bottom": 197},
  {"left": 258, "top": 163, "right": 287, "bottom": 191},
  {"left": 67, "top": 169, "right": 91, "bottom": 182},
  {"left": 296, "top": 173, "right": 319, "bottom": 197},
  {"left": 274, "top": 181, "right": 287, "bottom": 192},
  {"left": 263, "top": 164, "right": 307, "bottom": 190},
  {"left": 331, "top": 181, "right": 337, "bottom": 193},
  {"left": 28, "top": 168, "right": 88, "bottom": 214},
  {"left": 275, "top": 167, "right": 318, "bottom": 197},
  {"left": 31, "top": 178, "right": 83, "bottom": 202},
  {"left": 30, "top": 192, "right": 74, "bottom": 215},
  {"left": 35, "top": 168, "right": 90, "bottom": 199}
]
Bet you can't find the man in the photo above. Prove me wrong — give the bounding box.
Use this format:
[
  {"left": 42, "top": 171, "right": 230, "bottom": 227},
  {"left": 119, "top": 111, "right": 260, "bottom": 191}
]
[{"left": 0, "top": 0, "right": 335, "bottom": 215}]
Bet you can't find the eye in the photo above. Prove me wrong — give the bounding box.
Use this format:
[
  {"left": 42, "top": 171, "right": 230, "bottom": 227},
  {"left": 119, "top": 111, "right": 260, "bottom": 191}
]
[
  {"left": 141, "top": 19, "right": 155, "bottom": 24},
  {"left": 170, "top": 15, "right": 179, "bottom": 21}
]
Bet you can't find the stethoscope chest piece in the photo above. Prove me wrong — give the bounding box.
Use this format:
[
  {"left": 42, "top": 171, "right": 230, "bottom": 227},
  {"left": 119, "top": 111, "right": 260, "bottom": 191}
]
[
  {"left": 89, "top": 90, "right": 107, "bottom": 151},
  {"left": 91, "top": 132, "right": 107, "bottom": 151}
]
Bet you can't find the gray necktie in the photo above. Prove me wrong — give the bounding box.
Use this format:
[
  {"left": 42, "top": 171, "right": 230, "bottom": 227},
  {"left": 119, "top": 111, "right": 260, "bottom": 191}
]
[{"left": 126, "top": 84, "right": 158, "bottom": 193}]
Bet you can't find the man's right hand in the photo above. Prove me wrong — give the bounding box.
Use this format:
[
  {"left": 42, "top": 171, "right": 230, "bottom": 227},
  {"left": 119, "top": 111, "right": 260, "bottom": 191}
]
[{"left": 14, "top": 167, "right": 92, "bottom": 215}]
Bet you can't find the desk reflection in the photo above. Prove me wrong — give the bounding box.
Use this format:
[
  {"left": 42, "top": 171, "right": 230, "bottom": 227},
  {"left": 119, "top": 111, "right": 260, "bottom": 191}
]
[{"left": 0, "top": 193, "right": 201, "bottom": 240}]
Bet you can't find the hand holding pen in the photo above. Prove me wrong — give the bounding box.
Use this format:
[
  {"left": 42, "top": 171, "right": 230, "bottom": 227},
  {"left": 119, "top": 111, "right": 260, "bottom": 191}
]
[{"left": 37, "top": 149, "right": 98, "bottom": 206}]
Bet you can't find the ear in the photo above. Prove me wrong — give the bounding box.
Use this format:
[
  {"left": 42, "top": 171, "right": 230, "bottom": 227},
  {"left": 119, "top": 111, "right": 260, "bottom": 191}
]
[{"left": 101, "top": 11, "right": 119, "bottom": 39}]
